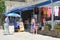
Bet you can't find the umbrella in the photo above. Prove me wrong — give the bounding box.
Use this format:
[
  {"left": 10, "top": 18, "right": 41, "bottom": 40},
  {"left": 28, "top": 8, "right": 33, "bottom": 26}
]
[{"left": 6, "top": 13, "right": 21, "bottom": 17}]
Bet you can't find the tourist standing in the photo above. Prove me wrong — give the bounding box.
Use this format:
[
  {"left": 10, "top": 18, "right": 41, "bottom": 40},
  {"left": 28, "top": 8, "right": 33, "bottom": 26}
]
[
  {"left": 30, "top": 17, "right": 36, "bottom": 33},
  {"left": 4, "top": 17, "right": 10, "bottom": 35}
]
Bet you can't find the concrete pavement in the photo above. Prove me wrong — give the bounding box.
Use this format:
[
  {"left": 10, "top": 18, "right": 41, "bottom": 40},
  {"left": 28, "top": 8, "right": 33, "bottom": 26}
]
[{"left": 0, "top": 29, "right": 60, "bottom": 40}]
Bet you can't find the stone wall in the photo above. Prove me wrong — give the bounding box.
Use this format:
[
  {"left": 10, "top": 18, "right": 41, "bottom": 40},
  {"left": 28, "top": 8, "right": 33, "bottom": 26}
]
[
  {"left": 5, "top": 0, "right": 47, "bottom": 12},
  {"left": 5, "top": 1, "right": 27, "bottom": 12},
  {"left": 6, "top": 0, "right": 25, "bottom": 2}
]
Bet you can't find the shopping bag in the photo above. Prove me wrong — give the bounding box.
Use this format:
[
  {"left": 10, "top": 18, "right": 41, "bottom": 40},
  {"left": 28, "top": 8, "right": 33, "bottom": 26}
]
[
  {"left": 9, "top": 25, "right": 14, "bottom": 34},
  {"left": 19, "top": 22, "right": 24, "bottom": 31}
]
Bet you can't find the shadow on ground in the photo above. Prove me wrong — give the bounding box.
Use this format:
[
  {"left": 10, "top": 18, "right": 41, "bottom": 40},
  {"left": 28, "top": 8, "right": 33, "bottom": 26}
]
[{"left": 25, "top": 28, "right": 60, "bottom": 38}]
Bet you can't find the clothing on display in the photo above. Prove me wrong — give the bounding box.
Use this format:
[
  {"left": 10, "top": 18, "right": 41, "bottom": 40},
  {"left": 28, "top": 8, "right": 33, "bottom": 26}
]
[
  {"left": 58, "top": 7, "right": 60, "bottom": 16},
  {"left": 39, "top": 6, "right": 60, "bottom": 22},
  {"left": 35, "top": 7, "right": 39, "bottom": 13},
  {"left": 42, "top": 7, "right": 48, "bottom": 15},
  {"left": 41, "top": 6, "right": 60, "bottom": 17},
  {"left": 47, "top": 8, "right": 52, "bottom": 17},
  {"left": 54, "top": 6, "right": 59, "bottom": 16}
]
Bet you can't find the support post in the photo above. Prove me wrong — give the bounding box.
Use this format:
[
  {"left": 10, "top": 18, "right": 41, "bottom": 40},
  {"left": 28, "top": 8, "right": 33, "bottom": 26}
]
[
  {"left": 51, "top": 0, "right": 54, "bottom": 31},
  {"left": 38, "top": 7, "right": 41, "bottom": 29}
]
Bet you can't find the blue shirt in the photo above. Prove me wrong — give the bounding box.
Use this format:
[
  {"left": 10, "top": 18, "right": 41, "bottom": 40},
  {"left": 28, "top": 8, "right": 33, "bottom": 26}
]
[{"left": 14, "top": 22, "right": 19, "bottom": 28}]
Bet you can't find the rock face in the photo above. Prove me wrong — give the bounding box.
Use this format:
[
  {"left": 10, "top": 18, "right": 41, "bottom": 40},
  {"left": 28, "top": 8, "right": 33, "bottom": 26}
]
[
  {"left": 6, "top": 0, "right": 25, "bottom": 2},
  {"left": 0, "top": 26, "right": 2, "bottom": 29},
  {"left": 5, "top": 1, "right": 26, "bottom": 12},
  {"left": 5, "top": 0, "right": 47, "bottom": 12}
]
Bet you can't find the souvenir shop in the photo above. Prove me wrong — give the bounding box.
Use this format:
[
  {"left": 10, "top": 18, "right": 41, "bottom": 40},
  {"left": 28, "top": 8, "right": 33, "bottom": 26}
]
[
  {"left": 33, "top": 6, "right": 60, "bottom": 29},
  {"left": 38, "top": 6, "right": 60, "bottom": 23}
]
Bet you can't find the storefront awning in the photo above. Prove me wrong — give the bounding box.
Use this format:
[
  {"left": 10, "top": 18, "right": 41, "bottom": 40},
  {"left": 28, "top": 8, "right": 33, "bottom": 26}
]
[{"left": 4, "top": 0, "right": 60, "bottom": 14}]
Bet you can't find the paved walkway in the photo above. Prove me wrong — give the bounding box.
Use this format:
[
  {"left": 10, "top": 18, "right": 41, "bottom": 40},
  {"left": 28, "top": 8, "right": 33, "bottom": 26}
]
[{"left": 0, "top": 30, "right": 60, "bottom": 40}]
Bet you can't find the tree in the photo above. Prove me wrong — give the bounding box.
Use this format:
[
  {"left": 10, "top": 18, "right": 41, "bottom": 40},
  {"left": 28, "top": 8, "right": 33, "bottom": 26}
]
[{"left": 0, "top": 0, "right": 6, "bottom": 26}]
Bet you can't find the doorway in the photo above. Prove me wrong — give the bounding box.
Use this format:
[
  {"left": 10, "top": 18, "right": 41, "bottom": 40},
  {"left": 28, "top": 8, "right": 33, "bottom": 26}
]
[{"left": 21, "top": 10, "right": 33, "bottom": 30}]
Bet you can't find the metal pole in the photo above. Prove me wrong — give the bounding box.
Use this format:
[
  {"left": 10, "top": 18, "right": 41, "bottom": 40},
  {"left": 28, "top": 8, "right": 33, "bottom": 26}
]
[
  {"left": 33, "top": 7, "right": 35, "bottom": 16},
  {"left": 38, "top": 7, "right": 41, "bottom": 29},
  {"left": 20, "top": 11, "right": 21, "bottom": 21},
  {"left": 51, "top": 0, "right": 54, "bottom": 31},
  {"left": 20, "top": 11, "right": 21, "bottom": 16}
]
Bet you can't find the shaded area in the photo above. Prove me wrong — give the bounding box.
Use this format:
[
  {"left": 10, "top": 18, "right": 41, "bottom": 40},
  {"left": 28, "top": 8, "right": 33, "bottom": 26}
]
[
  {"left": 25, "top": 28, "right": 60, "bottom": 38},
  {"left": 37, "top": 28, "right": 60, "bottom": 38}
]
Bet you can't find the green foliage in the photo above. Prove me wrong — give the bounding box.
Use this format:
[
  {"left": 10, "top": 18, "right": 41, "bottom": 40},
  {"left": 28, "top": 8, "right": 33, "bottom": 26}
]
[
  {"left": 0, "top": 0, "right": 6, "bottom": 13},
  {"left": 0, "top": 0, "right": 6, "bottom": 26},
  {"left": 45, "top": 24, "right": 60, "bottom": 29},
  {"left": 54, "top": 24, "right": 60, "bottom": 28},
  {"left": 45, "top": 24, "right": 51, "bottom": 28}
]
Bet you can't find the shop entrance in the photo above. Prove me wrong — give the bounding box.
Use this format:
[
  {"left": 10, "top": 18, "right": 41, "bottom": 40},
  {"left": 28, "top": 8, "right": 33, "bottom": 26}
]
[
  {"left": 21, "top": 10, "right": 33, "bottom": 30},
  {"left": 15, "top": 7, "right": 39, "bottom": 30}
]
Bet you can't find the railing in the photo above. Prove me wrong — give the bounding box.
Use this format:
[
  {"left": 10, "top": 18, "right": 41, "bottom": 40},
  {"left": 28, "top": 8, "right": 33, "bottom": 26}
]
[{"left": 46, "top": 20, "right": 60, "bottom": 25}]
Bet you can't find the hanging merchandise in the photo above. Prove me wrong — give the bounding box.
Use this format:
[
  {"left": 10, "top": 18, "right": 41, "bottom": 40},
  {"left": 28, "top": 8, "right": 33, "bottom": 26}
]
[
  {"left": 43, "top": 17, "right": 46, "bottom": 23},
  {"left": 41, "top": 16, "right": 45, "bottom": 26},
  {"left": 41, "top": 16, "right": 44, "bottom": 23},
  {"left": 42, "top": 7, "right": 48, "bottom": 15},
  {"left": 58, "top": 7, "right": 60, "bottom": 16},
  {"left": 35, "top": 7, "right": 39, "bottom": 13},
  {"left": 54, "top": 6, "right": 59, "bottom": 16},
  {"left": 47, "top": 7, "right": 52, "bottom": 17}
]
